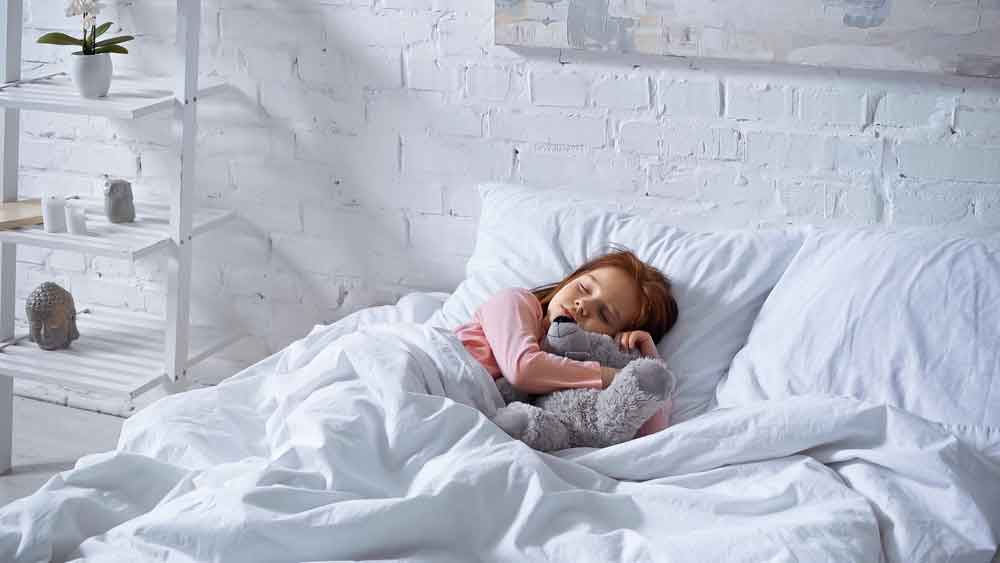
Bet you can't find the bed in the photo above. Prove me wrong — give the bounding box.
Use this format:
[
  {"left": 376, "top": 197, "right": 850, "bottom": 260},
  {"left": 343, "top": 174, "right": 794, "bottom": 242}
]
[{"left": 0, "top": 183, "right": 998, "bottom": 563}]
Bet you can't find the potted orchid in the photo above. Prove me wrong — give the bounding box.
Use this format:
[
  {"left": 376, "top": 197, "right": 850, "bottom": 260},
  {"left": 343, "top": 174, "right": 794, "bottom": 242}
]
[{"left": 36, "top": 1, "right": 134, "bottom": 99}]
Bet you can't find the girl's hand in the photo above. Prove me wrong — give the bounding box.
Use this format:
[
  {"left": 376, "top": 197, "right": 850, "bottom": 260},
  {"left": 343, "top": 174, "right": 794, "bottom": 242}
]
[
  {"left": 617, "top": 330, "right": 660, "bottom": 358},
  {"left": 600, "top": 366, "right": 618, "bottom": 389}
]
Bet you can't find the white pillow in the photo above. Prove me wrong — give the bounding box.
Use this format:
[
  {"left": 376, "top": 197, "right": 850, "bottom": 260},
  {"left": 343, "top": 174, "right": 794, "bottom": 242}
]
[
  {"left": 430, "top": 183, "right": 806, "bottom": 423},
  {"left": 715, "top": 229, "right": 1000, "bottom": 454}
]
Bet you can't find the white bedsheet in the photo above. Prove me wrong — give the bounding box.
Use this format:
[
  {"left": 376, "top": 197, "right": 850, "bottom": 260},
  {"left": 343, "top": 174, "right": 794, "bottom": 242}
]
[{"left": 1, "top": 304, "right": 998, "bottom": 562}]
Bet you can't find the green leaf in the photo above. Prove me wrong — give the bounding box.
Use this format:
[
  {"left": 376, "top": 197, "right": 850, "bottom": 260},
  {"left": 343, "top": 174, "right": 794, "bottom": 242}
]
[
  {"left": 92, "top": 45, "right": 128, "bottom": 55},
  {"left": 94, "top": 22, "right": 113, "bottom": 38},
  {"left": 36, "top": 32, "right": 84, "bottom": 46},
  {"left": 94, "top": 35, "right": 134, "bottom": 48}
]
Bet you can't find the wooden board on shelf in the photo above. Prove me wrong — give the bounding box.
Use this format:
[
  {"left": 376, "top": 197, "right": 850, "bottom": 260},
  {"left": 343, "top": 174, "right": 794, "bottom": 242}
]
[
  {"left": 0, "top": 199, "right": 42, "bottom": 230},
  {"left": 0, "top": 306, "right": 247, "bottom": 417}
]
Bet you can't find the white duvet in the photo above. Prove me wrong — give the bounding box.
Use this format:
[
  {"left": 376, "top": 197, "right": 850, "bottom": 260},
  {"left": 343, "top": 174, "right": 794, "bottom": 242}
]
[{"left": 1, "top": 308, "right": 998, "bottom": 562}]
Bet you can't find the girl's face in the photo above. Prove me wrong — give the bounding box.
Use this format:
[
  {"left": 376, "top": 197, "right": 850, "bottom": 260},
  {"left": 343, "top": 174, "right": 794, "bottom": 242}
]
[{"left": 546, "top": 266, "right": 641, "bottom": 336}]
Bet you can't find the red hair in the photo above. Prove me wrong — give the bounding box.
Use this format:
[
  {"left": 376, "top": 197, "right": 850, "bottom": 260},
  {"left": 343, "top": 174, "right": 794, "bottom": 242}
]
[{"left": 530, "top": 248, "right": 679, "bottom": 341}]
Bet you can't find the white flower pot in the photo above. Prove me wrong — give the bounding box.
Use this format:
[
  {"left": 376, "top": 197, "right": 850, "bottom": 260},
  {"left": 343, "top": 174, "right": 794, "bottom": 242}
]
[{"left": 69, "top": 52, "right": 112, "bottom": 99}]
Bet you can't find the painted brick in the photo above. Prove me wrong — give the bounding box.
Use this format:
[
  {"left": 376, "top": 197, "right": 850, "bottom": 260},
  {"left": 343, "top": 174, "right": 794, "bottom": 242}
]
[
  {"left": 891, "top": 189, "right": 974, "bottom": 226},
  {"left": 373, "top": 251, "right": 468, "bottom": 291},
  {"left": 517, "top": 148, "right": 643, "bottom": 194},
  {"left": 193, "top": 228, "right": 271, "bottom": 268},
  {"left": 890, "top": 178, "right": 999, "bottom": 227},
  {"left": 897, "top": 143, "right": 1000, "bottom": 183},
  {"left": 236, "top": 200, "right": 303, "bottom": 234},
  {"left": 593, "top": 77, "right": 649, "bottom": 110},
  {"left": 491, "top": 112, "right": 606, "bottom": 147},
  {"left": 298, "top": 45, "right": 403, "bottom": 90},
  {"left": 406, "top": 48, "right": 462, "bottom": 92},
  {"left": 301, "top": 204, "right": 408, "bottom": 254},
  {"left": 230, "top": 159, "right": 338, "bottom": 204},
  {"left": 91, "top": 257, "right": 134, "bottom": 280},
  {"left": 232, "top": 46, "right": 297, "bottom": 83},
  {"left": 798, "top": 87, "right": 868, "bottom": 127},
  {"left": 320, "top": 7, "right": 435, "bottom": 47},
  {"left": 222, "top": 266, "right": 271, "bottom": 298},
  {"left": 17, "top": 247, "right": 50, "bottom": 266},
  {"left": 777, "top": 179, "right": 877, "bottom": 224},
  {"left": 531, "top": 72, "right": 589, "bottom": 108},
  {"left": 658, "top": 79, "right": 720, "bottom": 118},
  {"left": 955, "top": 108, "right": 1000, "bottom": 138},
  {"left": 292, "top": 131, "right": 398, "bottom": 179},
  {"left": 442, "top": 183, "right": 482, "bottom": 218},
  {"left": 48, "top": 251, "right": 87, "bottom": 273},
  {"left": 618, "top": 121, "right": 660, "bottom": 154},
  {"left": 70, "top": 276, "right": 144, "bottom": 310},
  {"left": 874, "top": 93, "right": 955, "bottom": 128},
  {"left": 746, "top": 132, "right": 834, "bottom": 171},
  {"left": 198, "top": 126, "right": 274, "bottom": 158},
  {"left": 17, "top": 171, "right": 98, "bottom": 199},
  {"left": 20, "top": 140, "right": 138, "bottom": 178},
  {"left": 663, "top": 126, "right": 741, "bottom": 161},
  {"left": 259, "top": 82, "right": 365, "bottom": 132},
  {"left": 646, "top": 163, "right": 700, "bottom": 200},
  {"left": 353, "top": 174, "right": 443, "bottom": 215},
  {"left": 367, "top": 91, "right": 482, "bottom": 137},
  {"left": 271, "top": 233, "right": 366, "bottom": 277},
  {"left": 220, "top": 9, "right": 324, "bottom": 45},
  {"left": 725, "top": 82, "right": 792, "bottom": 121},
  {"left": 403, "top": 136, "right": 510, "bottom": 178},
  {"left": 468, "top": 66, "right": 511, "bottom": 101},
  {"left": 408, "top": 213, "right": 477, "bottom": 256},
  {"left": 269, "top": 272, "right": 302, "bottom": 304},
  {"left": 833, "top": 135, "right": 883, "bottom": 175}
]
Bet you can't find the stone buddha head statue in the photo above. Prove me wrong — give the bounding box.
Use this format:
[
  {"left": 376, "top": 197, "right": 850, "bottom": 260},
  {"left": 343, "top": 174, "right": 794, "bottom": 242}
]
[{"left": 25, "top": 282, "right": 80, "bottom": 351}]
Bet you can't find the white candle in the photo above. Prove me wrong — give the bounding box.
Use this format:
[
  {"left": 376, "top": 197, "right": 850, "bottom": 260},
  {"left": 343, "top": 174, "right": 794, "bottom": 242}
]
[
  {"left": 41, "top": 195, "right": 67, "bottom": 233},
  {"left": 65, "top": 204, "right": 87, "bottom": 235}
]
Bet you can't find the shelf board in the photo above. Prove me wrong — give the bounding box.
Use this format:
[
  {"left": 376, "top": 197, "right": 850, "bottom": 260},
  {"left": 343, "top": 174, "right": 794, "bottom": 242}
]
[
  {"left": 0, "top": 73, "right": 227, "bottom": 119},
  {"left": 0, "top": 197, "right": 235, "bottom": 261},
  {"left": 0, "top": 306, "right": 246, "bottom": 414}
]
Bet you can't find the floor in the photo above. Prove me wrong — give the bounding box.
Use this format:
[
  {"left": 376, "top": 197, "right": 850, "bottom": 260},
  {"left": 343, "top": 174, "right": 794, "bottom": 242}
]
[{"left": 0, "top": 396, "right": 123, "bottom": 508}]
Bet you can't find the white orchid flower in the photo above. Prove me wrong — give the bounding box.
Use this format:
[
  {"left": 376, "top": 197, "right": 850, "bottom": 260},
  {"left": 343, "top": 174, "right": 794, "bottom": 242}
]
[{"left": 65, "top": 0, "right": 105, "bottom": 18}]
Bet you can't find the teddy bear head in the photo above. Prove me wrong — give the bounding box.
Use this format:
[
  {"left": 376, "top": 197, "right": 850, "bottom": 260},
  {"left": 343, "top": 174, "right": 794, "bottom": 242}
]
[{"left": 542, "top": 316, "right": 641, "bottom": 369}]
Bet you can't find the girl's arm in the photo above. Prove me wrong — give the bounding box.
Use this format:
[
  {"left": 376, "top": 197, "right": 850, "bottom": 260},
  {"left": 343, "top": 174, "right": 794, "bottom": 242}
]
[{"left": 478, "top": 288, "right": 604, "bottom": 394}]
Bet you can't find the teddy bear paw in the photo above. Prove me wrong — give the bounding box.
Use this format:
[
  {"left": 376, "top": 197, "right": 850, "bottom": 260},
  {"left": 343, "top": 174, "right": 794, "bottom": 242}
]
[
  {"left": 493, "top": 402, "right": 534, "bottom": 439},
  {"left": 628, "top": 357, "right": 674, "bottom": 401}
]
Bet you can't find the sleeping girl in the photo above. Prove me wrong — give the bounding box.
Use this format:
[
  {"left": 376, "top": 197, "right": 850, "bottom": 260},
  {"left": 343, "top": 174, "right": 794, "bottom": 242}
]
[{"left": 454, "top": 248, "right": 679, "bottom": 439}]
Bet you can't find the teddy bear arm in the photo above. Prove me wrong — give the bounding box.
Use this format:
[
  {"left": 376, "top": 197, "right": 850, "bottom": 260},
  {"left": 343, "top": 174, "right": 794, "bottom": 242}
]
[
  {"left": 585, "top": 332, "right": 642, "bottom": 369},
  {"left": 591, "top": 358, "right": 671, "bottom": 447},
  {"left": 493, "top": 402, "right": 571, "bottom": 452}
]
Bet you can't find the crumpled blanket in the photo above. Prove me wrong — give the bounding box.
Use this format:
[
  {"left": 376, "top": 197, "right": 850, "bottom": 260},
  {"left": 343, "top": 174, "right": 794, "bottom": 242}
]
[{"left": 1, "top": 316, "right": 997, "bottom": 563}]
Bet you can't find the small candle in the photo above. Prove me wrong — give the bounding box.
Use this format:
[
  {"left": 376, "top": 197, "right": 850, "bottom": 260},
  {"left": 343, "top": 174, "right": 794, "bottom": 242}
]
[
  {"left": 65, "top": 204, "right": 87, "bottom": 235},
  {"left": 41, "top": 195, "right": 67, "bottom": 233}
]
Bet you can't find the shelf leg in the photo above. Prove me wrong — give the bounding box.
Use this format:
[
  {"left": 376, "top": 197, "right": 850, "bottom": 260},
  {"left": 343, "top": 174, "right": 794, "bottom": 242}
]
[
  {"left": 165, "top": 0, "right": 201, "bottom": 381},
  {"left": 0, "top": 108, "right": 18, "bottom": 341},
  {"left": 1, "top": 0, "right": 22, "bottom": 344},
  {"left": 0, "top": 374, "right": 10, "bottom": 474}
]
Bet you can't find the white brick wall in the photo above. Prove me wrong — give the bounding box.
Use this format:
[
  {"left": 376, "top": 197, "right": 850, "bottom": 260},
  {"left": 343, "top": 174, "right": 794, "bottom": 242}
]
[{"left": 14, "top": 0, "right": 1000, "bottom": 365}]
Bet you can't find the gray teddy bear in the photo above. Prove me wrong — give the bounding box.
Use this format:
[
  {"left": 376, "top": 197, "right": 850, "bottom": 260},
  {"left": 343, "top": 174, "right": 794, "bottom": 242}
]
[{"left": 492, "top": 316, "right": 675, "bottom": 451}]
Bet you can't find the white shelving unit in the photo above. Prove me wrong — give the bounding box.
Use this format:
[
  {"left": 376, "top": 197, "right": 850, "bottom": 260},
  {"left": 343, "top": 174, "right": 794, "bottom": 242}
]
[{"left": 0, "top": 0, "right": 241, "bottom": 472}]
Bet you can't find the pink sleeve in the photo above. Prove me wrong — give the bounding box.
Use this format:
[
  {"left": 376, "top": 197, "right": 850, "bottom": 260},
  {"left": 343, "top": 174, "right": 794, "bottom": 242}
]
[{"left": 477, "top": 288, "right": 604, "bottom": 394}]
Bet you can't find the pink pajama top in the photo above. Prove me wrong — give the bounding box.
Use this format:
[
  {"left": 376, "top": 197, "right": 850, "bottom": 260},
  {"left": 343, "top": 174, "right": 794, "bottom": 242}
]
[{"left": 455, "top": 288, "right": 669, "bottom": 439}]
